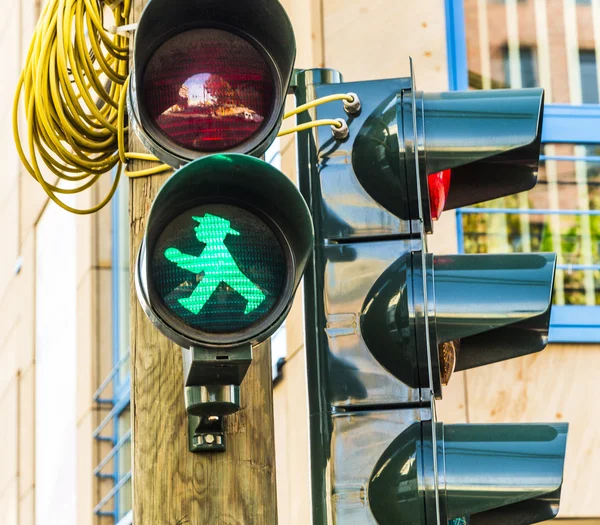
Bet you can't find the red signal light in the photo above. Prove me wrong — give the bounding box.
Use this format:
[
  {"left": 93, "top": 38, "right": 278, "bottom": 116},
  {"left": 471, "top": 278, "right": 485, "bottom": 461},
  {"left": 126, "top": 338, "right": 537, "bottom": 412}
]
[
  {"left": 142, "top": 28, "right": 275, "bottom": 153},
  {"left": 428, "top": 169, "right": 452, "bottom": 221}
]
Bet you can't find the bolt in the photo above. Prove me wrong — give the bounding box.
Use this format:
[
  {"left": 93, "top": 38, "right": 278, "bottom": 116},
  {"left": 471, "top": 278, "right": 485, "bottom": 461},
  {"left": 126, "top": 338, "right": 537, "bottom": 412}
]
[{"left": 331, "top": 119, "right": 349, "bottom": 140}]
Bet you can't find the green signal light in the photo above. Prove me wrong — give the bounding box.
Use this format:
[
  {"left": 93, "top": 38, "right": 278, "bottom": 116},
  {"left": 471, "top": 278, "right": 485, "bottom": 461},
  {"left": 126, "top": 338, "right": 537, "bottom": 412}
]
[
  {"left": 164, "top": 213, "right": 267, "bottom": 315},
  {"left": 152, "top": 203, "right": 286, "bottom": 334}
]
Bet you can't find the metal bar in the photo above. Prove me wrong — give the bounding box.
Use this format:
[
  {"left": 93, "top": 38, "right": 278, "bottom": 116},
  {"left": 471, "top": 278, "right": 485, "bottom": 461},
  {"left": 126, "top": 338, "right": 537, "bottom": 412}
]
[
  {"left": 455, "top": 211, "right": 465, "bottom": 254},
  {"left": 92, "top": 471, "right": 132, "bottom": 514},
  {"left": 93, "top": 391, "right": 131, "bottom": 439},
  {"left": 541, "top": 154, "right": 600, "bottom": 162},
  {"left": 556, "top": 264, "right": 600, "bottom": 271},
  {"left": 444, "top": 0, "right": 469, "bottom": 91},
  {"left": 459, "top": 207, "right": 600, "bottom": 216},
  {"left": 96, "top": 473, "right": 117, "bottom": 480},
  {"left": 93, "top": 429, "right": 132, "bottom": 476},
  {"left": 93, "top": 352, "right": 131, "bottom": 402}
]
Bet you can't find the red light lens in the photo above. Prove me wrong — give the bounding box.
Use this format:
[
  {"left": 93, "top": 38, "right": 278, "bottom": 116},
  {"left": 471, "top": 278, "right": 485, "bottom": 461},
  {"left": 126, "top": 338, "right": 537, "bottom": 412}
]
[
  {"left": 428, "top": 169, "right": 452, "bottom": 220},
  {"left": 142, "top": 29, "right": 274, "bottom": 152}
]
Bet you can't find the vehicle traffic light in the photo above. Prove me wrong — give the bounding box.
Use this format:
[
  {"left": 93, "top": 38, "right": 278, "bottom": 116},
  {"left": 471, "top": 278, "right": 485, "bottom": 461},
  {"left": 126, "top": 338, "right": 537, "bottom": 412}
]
[
  {"left": 131, "top": 0, "right": 311, "bottom": 452},
  {"left": 295, "top": 65, "right": 568, "bottom": 523}
]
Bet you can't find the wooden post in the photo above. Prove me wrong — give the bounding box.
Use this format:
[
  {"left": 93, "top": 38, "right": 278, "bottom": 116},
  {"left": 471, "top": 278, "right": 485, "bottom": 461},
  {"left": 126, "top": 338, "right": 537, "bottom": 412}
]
[{"left": 128, "top": 2, "right": 278, "bottom": 523}]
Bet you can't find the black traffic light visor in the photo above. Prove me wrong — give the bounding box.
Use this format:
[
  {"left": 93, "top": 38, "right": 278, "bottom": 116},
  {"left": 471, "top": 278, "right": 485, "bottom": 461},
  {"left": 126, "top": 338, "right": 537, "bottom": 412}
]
[
  {"left": 442, "top": 423, "right": 568, "bottom": 525},
  {"left": 421, "top": 88, "right": 544, "bottom": 211},
  {"left": 431, "top": 253, "right": 556, "bottom": 371},
  {"left": 367, "top": 422, "right": 567, "bottom": 525}
]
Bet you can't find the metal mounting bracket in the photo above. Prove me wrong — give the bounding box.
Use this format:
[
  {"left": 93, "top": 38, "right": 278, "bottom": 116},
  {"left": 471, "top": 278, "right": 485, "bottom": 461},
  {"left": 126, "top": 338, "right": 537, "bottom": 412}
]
[
  {"left": 188, "top": 414, "right": 226, "bottom": 453},
  {"left": 182, "top": 344, "right": 252, "bottom": 453}
]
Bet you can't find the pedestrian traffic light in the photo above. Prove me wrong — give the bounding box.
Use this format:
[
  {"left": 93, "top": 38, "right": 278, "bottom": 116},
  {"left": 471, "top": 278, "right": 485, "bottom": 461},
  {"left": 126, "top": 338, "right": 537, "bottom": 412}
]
[
  {"left": 135, "top": 154, "right": 312, "bottom": 451},
  {"left": 128, "top": 0, "right": 295, "bottom": 167},
  {"left": 295, "top": 65, "right": 568, "bottom": 524},
  {"left": 129, "top": 0, "right": 304, "bottom": 452}
]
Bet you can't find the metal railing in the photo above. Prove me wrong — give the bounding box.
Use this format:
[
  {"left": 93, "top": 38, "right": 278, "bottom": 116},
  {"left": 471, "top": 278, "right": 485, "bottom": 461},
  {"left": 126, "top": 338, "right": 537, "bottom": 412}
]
[{"left": 93, "top": 352, "right": 132, "bottom": 522}]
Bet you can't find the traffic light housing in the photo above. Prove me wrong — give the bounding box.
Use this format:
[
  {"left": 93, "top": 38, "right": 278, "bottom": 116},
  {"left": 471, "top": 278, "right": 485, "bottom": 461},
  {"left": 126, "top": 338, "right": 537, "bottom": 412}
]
[
  {"left": 128, "top": 0, "right": 296, "bottom": 167},
  {"left": 129, "top": 0, "right": 310, "bottom": 452},
  {"left": 135, "top": 154, "right": 312, "bottom": 451},
  {"left": 369, "top": 422, "right": 568, "bottom": 525},
  {"left": 296, "top": 65, "right": 567, "bottom": 524}
]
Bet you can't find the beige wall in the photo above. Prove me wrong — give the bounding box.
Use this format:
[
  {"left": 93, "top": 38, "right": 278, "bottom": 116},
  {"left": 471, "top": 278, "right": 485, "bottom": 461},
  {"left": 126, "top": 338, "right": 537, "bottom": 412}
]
[
  {"left": 0, "top": 1, "right": 41, "bottom": 522},
  {"left": 0, "top": 1, "right": 113, "bottom": 524}
]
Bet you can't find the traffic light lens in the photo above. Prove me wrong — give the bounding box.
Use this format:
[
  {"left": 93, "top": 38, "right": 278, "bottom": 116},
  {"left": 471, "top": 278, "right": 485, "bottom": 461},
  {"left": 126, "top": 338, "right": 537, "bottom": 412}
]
[
  {"left": 143, "top": 29, "right": 274, "bottom": 152},
  {"left": 428, "top": 169, "right": 452, "bottom": 220},
  {"left": 150, "top": 204, "right": 286, "bottom": 334}
]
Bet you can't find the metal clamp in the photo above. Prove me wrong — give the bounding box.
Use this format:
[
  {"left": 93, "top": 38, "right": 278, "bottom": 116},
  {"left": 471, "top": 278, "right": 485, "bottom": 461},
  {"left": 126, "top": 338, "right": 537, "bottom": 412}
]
[
  {"left": 331, "top": 119, "right": 349, "bottom": 140},
  {"left": 343, "top": 92, "right": 362, "bottom": 114},
  {"left": 182, "top": 345, "right": 252, "bottom": 453},
  {"left": 189, "top": 415, "right": 226, "bottom": 452}
]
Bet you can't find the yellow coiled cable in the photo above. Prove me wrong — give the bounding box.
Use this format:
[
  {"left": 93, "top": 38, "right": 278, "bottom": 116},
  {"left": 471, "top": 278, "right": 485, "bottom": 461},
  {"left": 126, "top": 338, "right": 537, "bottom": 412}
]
[
  {"left": 13, "top": 0, "right": 168, "bottom": 215},
  {"left": 13, "top": 0, "right": 354, "bottom": 215}
]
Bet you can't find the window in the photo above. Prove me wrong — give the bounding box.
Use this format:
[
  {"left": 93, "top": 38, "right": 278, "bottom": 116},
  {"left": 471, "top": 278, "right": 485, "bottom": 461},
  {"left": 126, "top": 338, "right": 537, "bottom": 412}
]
[
  {"left": 503, "top": 46, "right": 537, "bottom": 89},
  {"left": 446, "top": 0, "right": 600, "bottom": 341},
  {"left": 93, "top": 174, "right": 133, "bottom": 524},
  {"left": 580, "top": 50, "right": 599, "bottom": 104},
  {"left": 458, "top": 144, "right": 600, "bottom": 303}
]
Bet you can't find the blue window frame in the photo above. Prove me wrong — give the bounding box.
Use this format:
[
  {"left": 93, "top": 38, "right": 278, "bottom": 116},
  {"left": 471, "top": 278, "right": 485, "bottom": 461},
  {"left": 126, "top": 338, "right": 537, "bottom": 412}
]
[
  {"left": 93, "top": 175, "right": 133, "bottom": 524},
  {"left": 445, "top": 0, "right": 600, "bottom": 342}
]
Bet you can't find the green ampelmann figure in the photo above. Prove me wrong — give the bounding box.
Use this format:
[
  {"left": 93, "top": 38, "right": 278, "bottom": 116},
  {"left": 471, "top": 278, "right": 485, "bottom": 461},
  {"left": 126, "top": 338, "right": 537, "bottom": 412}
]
[{"left": 164, "top": 213, "right": 266, "bottom": 315}]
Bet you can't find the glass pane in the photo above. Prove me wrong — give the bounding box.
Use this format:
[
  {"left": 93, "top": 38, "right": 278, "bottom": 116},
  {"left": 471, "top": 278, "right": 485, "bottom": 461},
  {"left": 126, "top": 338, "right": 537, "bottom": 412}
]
[
  {"left": 460, "top": 143, "right": 600, "bottom": 306},
  {"left": 464, "top": 0, "right": 600, "bottom": 104},
  {"left": 117, "top": 407, "right": 132, "bottom": 519}
]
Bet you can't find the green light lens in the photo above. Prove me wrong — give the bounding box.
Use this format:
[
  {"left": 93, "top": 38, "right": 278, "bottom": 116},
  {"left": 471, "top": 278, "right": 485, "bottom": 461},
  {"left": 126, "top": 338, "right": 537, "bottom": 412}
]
[{"left": 151, "top": 204, "right": 286, "bottom": 333}]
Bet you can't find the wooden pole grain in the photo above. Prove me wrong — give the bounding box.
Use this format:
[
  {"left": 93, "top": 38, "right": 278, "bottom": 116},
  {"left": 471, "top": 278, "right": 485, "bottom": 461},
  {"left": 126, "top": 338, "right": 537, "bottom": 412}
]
[{"left": 128, "top": 2, "right": 278, "bottom": 523}]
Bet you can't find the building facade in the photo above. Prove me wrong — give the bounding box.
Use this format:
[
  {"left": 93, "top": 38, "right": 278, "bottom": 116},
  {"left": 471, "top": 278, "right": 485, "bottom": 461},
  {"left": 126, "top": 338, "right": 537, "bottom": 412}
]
[{"left": 0, "top": 0, "right": 598, "bottom": 524}]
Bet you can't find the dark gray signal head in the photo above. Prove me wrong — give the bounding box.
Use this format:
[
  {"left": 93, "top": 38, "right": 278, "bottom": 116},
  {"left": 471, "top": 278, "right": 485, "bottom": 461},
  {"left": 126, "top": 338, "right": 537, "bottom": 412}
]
[
  {"left": 360, "top": 252, "right": 557, "bottom": 396},
  {"left": 349, "top": 79, "right": 544, "bottom": 232},
  {"left": 135, "top": 154, "right": 313, "bottom": 350},
  {"left": 421, "top": 87, "right": 544, "bottom": 222},
  {"left": 368, "top": 422, "right": 568, "bottom": 525},
  {"left": 128, "top": 0, "right": 296, "bottom": 167}
]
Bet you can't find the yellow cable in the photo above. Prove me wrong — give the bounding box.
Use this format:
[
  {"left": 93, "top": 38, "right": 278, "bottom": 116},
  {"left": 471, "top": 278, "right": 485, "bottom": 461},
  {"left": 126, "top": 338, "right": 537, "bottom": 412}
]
[
  {"left": 283, "top": 93, "right": 355, "bottom": 119},
  {"left": 117, "top": 75, "right": 171, "bottom": 177},
  {"left": 13, "top": 0, "right": 170, "bottom": 214},
  {"left": 277, "top": 119, "right": 343, "bottom": 138},
  {"left": 15, "top": 0, "right": 354, "bottom": 211},
  {"left": 125, "top": 164, "right": 173, "bottom": 179}
]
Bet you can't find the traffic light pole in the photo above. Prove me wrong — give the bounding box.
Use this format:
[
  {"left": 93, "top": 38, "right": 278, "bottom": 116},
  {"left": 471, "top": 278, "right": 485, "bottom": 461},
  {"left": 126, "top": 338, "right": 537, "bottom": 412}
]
[{"left": 128, "top": 2, "right": 278, "bottom": 523}]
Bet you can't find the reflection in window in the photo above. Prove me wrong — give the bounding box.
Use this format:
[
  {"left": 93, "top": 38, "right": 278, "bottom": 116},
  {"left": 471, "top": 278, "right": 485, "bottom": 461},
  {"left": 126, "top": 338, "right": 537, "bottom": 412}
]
[
  {"left": 580, "top": 50, "right": 599, "bottom": 104},
  {"left": 464, "top": 0, "right": 600, "bottom": 104},
  {"left": 503, "top": 46, "right": 537, "bottom": 89},
  {"left": 461, "top": 144, "right": 600, "bottom": 306}
]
